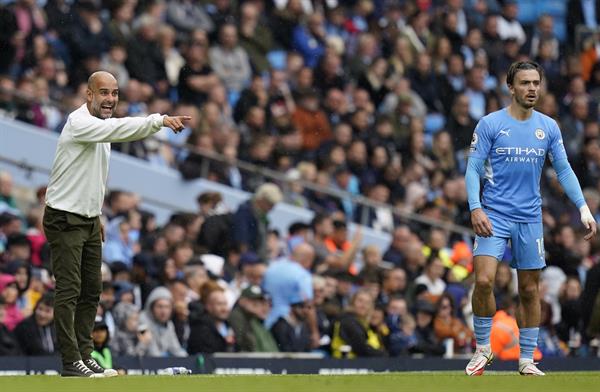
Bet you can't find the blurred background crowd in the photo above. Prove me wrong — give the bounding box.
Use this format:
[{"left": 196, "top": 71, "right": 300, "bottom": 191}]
[{"left": 1, "top": 0, "right": 600, "bottom": 364}]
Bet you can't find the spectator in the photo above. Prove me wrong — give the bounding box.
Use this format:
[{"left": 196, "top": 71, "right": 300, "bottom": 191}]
[
  {"left": 106, "top": 0, "right": 135, "bottom": 45},
  {"left": 0, "top": 296, "right": 21, "bottom": 355},
  {"left": 138, "top": 286, "right": 187, "bottom": 357},
  {"left": 102, "top": 217, "right": 137, "bottom": 267},
  {"left": 310, "top": 213, "right": 334, "bottom": 265},
  {"left": 291, "top": 87, "right": 332, "bottom": 154},
  {"left": 538, "top": 300, "right": 568, "bottom": 357},
  {"left": 158, "top": 24, "right": 185, "bottom": 89},
  {"left": 446, "top": 93, "right": 477, "bottom": 152},
  {"left": 496, "top": 0, "right": 526, "bottom": 46},
  {"left": 3, "top": 233, "right": 31, "bottom": 266},
  {"left": 125, "top": 15, "right": 168, "bottom": 94},
  {"left": 388, "top": 312, "right": 418, "bottom": 357},
  {"left": 490, "top": 296, "right": 543, "bottom": 361},
  {"left": 412, "top": 300, "right": 445, "bottom": 356},
  {"left": 529, "top": 14, "right": 559, "bottom": 61},
  {"left": 232, "top": 183, "right": 283, "bottom": 261},
  {"left": 4, "top": 260, "right": 34, "bottom": 318},
  {"left": 292, "top": 13, "right": 326, "bottom": 68},
  {"left": 68, "top": 0, "right": 111, "bottom": 65},
  {"left": 383, "top": 226, "right": 413, "bottom": 267},
  {"left": 238, "top": 2, "right": 274, "bottom": 74},
  {"left": 567, "top": 0, "right": 600, "bottom": 48},
  {"left": 165, "top": 0, "right": 214, "bottom": 38},
  {"left": 178, "top": 30, "right": 219, "bottom": 106},
  {"left": 271, "top": 300, "right": 312, "bottom": 353},
  {"left": 312, "top": 275, "right": 333, "bottom": 352},
  {"left": 358, "top": 245, "right": 385, "bottom": 286},
  {"left": 13, "top": 291, "right": 56, "bottom": 355},
  {"left": 188, "top": 285, "right": 235, "bottom": 354},
  {"left": 209, "top": 23, "right": 252, "bottom": 97},
  {"left": 433, "top": 293, "right": 473, "bottom": 353},
  {"left": 229, "top": 285, "right": 278, "bottom": 352},
  {"left": 110, "top": 302, "right": 152, "bottom": 357},
  {"left": 91, "top": 318, "right": 114, "bottom": 371},
  {"left": 415, "top": 255, "right": 447, "bottom": 297},
  {"left": 323, "top": 220, "right": 362, "bottom": 274},
  {"left": 331, "top": 289, "right": 386, "bottom": 358},
  {"left": 264, "top": 242, "right": 315, "bottom": 330},
  {"left": 464, "top": 65, "right": 488, "bottom": 121},
  {"left": 100, "top": 44, "right": 130, "bottom": 89},
  {"left": 379, "top": 268, "right": 408, "bottom": 306},
  {"left": 0, "top": 274, "right": 24, "bottom": 331}
]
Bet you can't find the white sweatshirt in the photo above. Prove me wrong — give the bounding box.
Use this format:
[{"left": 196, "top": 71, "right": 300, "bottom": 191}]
[{"left": 45, "top": 104, "right": 165, "bottom": 217}]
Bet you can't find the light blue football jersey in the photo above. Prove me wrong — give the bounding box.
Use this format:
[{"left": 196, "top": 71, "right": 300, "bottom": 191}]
[{"left": 469, "top": 108, "right": 568, "bottom": 222}]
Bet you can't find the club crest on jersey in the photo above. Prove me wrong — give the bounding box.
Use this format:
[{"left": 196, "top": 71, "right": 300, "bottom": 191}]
[
  {"left": 535, "top": 128, "right": 545, "bottom": 140},
  {"left": 471, "top": 133, "right": 478, "bottom": 145}
]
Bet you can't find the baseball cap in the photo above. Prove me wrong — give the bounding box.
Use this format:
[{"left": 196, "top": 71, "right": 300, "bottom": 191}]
[
  {"left": 93, "top": 315, "right": 108, "bottom": 331},
  {"left": 240, "top": 285, "right": 269, "bottom": 300}
]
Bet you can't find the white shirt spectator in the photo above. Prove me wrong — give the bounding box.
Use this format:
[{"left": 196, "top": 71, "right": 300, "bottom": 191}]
[{"left": 497, "top": 16, "right": 526, "bottom": 46}]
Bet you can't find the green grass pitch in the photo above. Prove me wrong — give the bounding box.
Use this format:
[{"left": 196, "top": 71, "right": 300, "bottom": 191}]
[{"left": 2, "top": 372, "right": 600, "bottom": 392}]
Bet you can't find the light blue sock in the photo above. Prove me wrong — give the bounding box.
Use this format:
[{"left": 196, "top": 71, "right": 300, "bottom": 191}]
[
  {"left": 519, "top": 327, "right": 539, "bottom": 361},
  {"left": 473, "top": 316, "right": 493, "bottom": 346}
]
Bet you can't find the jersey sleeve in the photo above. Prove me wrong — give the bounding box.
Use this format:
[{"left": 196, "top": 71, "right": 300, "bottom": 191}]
[
  {"left": 468, "top": 117, "right": 493, "bottom": 160},
  {"left": 547, "top": 119, "right": 568, "bottom": 162}
]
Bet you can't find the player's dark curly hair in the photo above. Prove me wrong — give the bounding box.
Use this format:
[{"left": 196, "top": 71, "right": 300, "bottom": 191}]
[{"left": 506, "top": 61, "right": 544, "bottom": 87}]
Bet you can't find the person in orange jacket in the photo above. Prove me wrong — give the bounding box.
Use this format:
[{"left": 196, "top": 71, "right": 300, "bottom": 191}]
[{"left": 490, "top": 296, "right": 542, "bottom": 361}]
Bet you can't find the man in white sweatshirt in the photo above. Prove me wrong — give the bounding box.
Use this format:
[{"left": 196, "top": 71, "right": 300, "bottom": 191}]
[{"left": 43, "top": 71, "right": 189, "bottom": 377}]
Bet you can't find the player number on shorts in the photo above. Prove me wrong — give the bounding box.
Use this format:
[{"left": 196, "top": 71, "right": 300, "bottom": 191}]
[{"left": 536, "top": 238, "right": 544, "bottom": 255}]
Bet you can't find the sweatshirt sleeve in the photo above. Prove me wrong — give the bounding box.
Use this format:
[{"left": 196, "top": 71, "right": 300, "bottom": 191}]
[{"left": 69, "top": 112, "right": 165, "bottom": 143}]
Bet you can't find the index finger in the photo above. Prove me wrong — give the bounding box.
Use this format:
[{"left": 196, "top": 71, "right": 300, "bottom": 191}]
[{"left": 176, "top": 116, "right": 192, "bottom": 121}]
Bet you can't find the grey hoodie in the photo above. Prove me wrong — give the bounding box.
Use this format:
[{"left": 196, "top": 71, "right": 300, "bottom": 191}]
[
  {"left": 110, "top": 302, "right": 151, "bottom": 357},
  {"left": 139, "top": 286, "right": 187, "bottom": 357}
]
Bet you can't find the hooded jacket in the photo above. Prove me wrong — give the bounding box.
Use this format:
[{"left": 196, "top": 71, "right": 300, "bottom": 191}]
[
  {"left": 138, "top": 286, "right": 187, "bottom": 357},
  {"left": 110, "top": 302, "right": 151, "bottom": 357}
]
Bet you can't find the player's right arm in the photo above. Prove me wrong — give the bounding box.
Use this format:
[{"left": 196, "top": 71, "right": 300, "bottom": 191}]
[{"left": 466, "top": 118, "right": 494, "bottom": 237}]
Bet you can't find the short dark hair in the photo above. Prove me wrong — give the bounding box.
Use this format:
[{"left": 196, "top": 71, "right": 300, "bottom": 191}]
[
  {"left": 36, "top": 291, "right": 54, "bottom": 309},
  {"left": 506, "top": 61, "right": 544, "bottom": 87},
  {"left": 311, "top": 213, "right": 330, "bottom": 230}
]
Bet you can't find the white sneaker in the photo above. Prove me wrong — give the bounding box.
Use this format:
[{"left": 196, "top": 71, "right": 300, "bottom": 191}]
[
  {"left": 465, "top": 346, "right": 494, "bottom": 376},
  {"left": 519, "top": 360, "right": 545, "bottom": 376},
  {"left": 84, "top": 358, "right": 118, "bottom": 377}
]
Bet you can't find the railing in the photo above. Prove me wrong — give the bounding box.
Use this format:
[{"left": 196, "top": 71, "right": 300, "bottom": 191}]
[{"left": 161, "top": 139, "right": 474, "bottom": 237}]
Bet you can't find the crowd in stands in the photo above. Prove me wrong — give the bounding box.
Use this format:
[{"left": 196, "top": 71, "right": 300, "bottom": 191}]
[{"left": 1, "top": 0, "right": 600, "bottom": 363}]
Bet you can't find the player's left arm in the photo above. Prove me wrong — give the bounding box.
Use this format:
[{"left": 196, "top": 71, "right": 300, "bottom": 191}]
[{"left": 549, "top": 122, "right": 597, "bottom": 240}]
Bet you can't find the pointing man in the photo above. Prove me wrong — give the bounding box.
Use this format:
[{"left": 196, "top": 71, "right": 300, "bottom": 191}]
[{"left": 43, "top": 71, "right": 190, "bottom": 377}]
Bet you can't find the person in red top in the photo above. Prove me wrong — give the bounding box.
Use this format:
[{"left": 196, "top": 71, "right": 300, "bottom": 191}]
[{"left": 291, "top": 88, "right": 332, "bottom": 152}]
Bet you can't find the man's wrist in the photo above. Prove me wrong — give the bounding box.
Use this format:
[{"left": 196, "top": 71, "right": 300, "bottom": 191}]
[{"left": 580, "top": 204, "right": 592, "bottom": 216}]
